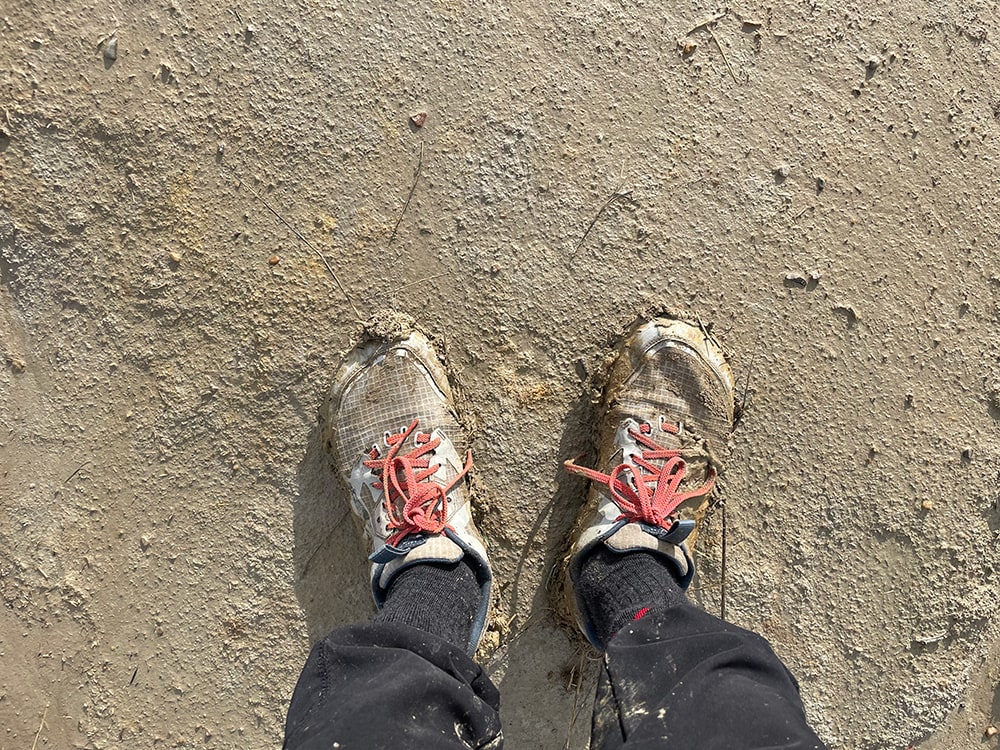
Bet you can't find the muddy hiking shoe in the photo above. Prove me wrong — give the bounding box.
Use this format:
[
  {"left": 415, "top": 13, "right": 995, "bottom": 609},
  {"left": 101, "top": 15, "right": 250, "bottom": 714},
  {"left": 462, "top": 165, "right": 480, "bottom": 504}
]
[
  {"left": 563, "top": 316, "right": 735, "bottom": 648},
  {"left": 321, "top": 319, "right": 491, "bottom": 654}
]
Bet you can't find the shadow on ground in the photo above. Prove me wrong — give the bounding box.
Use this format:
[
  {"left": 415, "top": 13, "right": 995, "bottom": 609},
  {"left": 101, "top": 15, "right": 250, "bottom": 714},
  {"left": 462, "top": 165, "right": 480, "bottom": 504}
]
[
  {"left": 292, "top": 422, "right": 371, "bottom": 642},
  {"left": 484, "top": 383, "right": 602, "bottom": 748}
]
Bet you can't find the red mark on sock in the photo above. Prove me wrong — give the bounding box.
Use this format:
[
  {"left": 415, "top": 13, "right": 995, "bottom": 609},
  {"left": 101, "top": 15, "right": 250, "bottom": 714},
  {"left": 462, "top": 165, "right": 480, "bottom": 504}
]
[{"left": 633, "top": 607, "right": 650, "bottom": 621}]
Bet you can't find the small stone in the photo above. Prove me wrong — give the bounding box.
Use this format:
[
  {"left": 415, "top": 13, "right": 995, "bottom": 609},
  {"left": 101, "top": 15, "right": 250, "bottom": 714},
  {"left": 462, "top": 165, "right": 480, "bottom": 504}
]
[
  {"left": 157, "top": 63, "right": 175, "bottom": 84},
  {"left": 268, "top": 254, "right": 280, "bottom": 266},
  {"left": 921, "top": 499, "right": 934, "bottom": 511},
  {"left": 410, "top": 111, "right": 428, "bottom": 128},
  {"left": 773, "top": 163, "right": 790, "bottom": 181},
  {"left": 784, "top": 273, "right": 808, "bottom": 288},
  {"left": 168, "top": 251, "right": 182, "bottom": 263},
  {"left": 985, "top": 725, "right": 998, "bottom": 738},
  {"left": 961, "top": 447, "right": 973, "bottom": 461},
  {"left": 139, "top": 536, "right": 151, "bottom": 551},
  {"left": 103, "top": 37, "right": 118, "bottom": 62}
]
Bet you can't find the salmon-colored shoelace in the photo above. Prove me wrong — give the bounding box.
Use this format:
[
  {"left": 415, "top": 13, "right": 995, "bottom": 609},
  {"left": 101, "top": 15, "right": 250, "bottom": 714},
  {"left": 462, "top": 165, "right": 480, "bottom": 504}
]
[
  {"left": 564, "top": 421, "right": 715, "bottom": 530},
  {"left": 364, "top": 418, "right": 472, "bottom": 547}
]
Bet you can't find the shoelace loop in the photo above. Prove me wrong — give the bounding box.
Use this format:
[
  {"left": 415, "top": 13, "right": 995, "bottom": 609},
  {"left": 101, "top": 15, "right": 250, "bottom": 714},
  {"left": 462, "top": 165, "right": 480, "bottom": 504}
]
[
  {"left": 564, "top": 419, "right": 715, "bottom": 530},
  {"left": 363, "top": 418, "right": 472, "bottom": 547}
]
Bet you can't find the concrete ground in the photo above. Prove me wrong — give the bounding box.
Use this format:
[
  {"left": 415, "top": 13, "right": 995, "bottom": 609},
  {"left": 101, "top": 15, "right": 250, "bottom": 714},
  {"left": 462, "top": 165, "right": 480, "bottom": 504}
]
[{"left": 1, "top": 0, "right": 998, "bottom": 747}]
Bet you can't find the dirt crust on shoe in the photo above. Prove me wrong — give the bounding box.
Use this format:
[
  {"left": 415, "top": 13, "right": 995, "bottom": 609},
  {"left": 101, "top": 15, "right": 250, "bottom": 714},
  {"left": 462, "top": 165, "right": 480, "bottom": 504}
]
[{"left": 361, "top": 309, "right": 419, "bottom": 342}]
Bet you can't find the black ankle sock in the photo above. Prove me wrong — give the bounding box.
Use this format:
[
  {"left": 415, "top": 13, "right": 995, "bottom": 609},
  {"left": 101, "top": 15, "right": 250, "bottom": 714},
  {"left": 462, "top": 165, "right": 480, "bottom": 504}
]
[
  {"left": 374, "top": 558, "right": 482, "bottom": 649},
  {"left": 575, "top": 547, "right": 688, "bottom": 648}
]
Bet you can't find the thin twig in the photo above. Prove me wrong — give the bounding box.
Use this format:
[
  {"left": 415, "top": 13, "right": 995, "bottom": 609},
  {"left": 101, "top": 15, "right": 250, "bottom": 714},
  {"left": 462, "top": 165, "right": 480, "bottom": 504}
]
[
  {"left": 501, "top": 611, "right": 544, "bottom": 652},
  {"left": 390, "top": 272, "right": 447, "bottom": 306},
  {"left": 484, "top": 611, "right": 547, "bottom": 673},
  {"left": 232, "top": 174, "right": 362, "bottom": 320},
  {"left": 574, "top": 178, "right": 631, "bottom": 255},
  {"left": 707, "top": 26, "right": 740, "bottom": 84},
  {"left": 733, "top": 345, "right": 757, "bottom": 431},
  {"left": 387, "top": 141, "right": 424, "bottom": 252},
  {"left": 563, "top": 667, "right": 584, "bottom": 750},
  {"left": 299, "top": 506, "right": 352, "bottom": 578},
  {"left": 720, "top": 500, "right": 728, "bottom": 621},
  {"left": 508, "top": 491, "right": 560, "bottom": 621},
  {"left": 686, "top": 11, "right": 728, "bottom": 35},
  {"left": 65, "top": 460, "right": 91, "bottom": 483},
  {"left": 695, "top": 315, "right": 715, "bottom": 359},
  {"left": 396, "top": 272, "right": 446, "bottom": 292},
  {"left": 31, "top": 705, "right": 48, "bottom": 750}
]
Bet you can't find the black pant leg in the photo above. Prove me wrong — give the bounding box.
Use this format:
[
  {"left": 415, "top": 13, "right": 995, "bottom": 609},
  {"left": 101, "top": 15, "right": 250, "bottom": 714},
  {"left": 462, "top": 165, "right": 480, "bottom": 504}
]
[
  {"left": 284, "top": 622, "right": 503, "bottom": 750},
  {"left": 591, "top": 603, "right": 827, "bottom": 750}
]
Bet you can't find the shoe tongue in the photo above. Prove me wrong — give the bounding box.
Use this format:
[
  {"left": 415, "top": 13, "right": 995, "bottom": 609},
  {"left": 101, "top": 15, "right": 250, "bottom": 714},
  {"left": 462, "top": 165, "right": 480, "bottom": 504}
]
[
  {"left": 405, "top": 534, "right": 464, "bottom": 563},
  {"left": 377, "top": 535, "right": 465, "bottom": 589},
  {"left": 603, "top": 525, "right": 692, "bottom": 580}
]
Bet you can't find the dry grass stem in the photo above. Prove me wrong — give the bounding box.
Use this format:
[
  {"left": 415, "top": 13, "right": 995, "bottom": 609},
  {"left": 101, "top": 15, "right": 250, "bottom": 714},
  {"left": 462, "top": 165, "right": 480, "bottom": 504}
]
[
  {"left": 233, "top": 173, "right": 363, "bottom": 319},
  {"left": 31, "top": 705, "right": 48, "bottom": 750},
  {"left": 707, "top": 26, "right": 741, "bottom": 84},
  {"left": 388, "top": 141, "right": 424, "bottom": 252},
  {"left": 573, "top": 177, "right": 632, "bottom": 255}
]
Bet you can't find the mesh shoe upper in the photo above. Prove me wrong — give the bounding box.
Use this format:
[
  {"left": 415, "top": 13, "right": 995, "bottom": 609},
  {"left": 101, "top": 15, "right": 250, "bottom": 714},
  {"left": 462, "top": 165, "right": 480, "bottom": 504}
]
[
  {"left": 565, "top": 316, "right": 734, "bottom": 647},
  {"left": 321, "top": 326, "right": 491, "bottom": 654}
]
